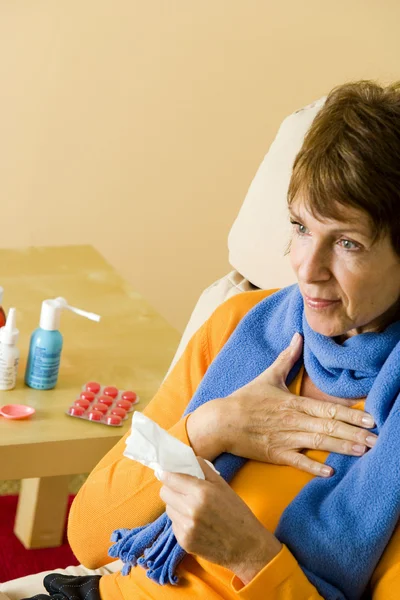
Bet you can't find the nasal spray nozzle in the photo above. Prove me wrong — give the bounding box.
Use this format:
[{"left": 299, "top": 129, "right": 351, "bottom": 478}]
[
  {"left": 25, "top": 297, "right": 101, "bottom": 390},
  {"left": 40, "top": 297, "right": 101, "bottom": 331},
  {"left": 0, "top": 308, "right": 19, "bottom": 344}
]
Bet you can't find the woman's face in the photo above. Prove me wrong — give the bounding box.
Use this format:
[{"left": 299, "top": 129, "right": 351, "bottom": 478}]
[{"left": 289, "top": 200, "right": 400, "bottom": 339}]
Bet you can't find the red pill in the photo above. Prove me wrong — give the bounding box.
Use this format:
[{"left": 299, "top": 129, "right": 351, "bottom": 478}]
[
  {"left": 106, "top": 414, "right": 122, "bottom": 426},
  {"left": 103, "top": 386, "right": 118, "bottom": 399},
  {"left": 110, "top": 407, "right": 127, "bottom": 419},
  {"left": 69, "top": 406, "right": 85, "bottom": 417},
  {"left": 116, "top": 399, "right": 131, "bottom": 411},
  {"left": 88, "top": 410, "right": 103, "bottom": 421},
  {"left": 97, "top": 395, "right": 113, "bottom": 407},
  {"left": 92, "top": 402, "right": 108, "bottom": 414},
  {"left": 121, "top": 391, "right": 137, "bottom": 403},
  {"left": 86, "top": 381, "right": 101, "bottom": 394},
  {"left": 80, "top": 391, "right": 96, "bottom": 402},
  {"left": 74, "top": 398, "right": 90, "bottom": 410}
]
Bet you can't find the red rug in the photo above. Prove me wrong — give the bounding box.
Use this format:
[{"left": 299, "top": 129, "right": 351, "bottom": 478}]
[{"left": 0, "top": 495, "right": 79, "bottom": 582}]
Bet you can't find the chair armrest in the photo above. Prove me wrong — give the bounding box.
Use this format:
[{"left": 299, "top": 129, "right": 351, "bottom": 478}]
[{"left": 163, "top": 270, "right": 258, "bottom": 380}]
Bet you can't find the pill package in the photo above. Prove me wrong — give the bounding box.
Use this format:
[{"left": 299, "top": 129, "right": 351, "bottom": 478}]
[{"left": 66, "top": 381, "right": 140, "bottom": 426}]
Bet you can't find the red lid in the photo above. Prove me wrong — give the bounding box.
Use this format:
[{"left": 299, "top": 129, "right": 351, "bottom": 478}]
[
  {"left": 103, "top": 386, "right": 118, "bottom": 398},
  {"left": 97, "top": 395, "right": 113, "bottom": 407},
  {"left": 106, "top": 415, "right": 122, "bottom": 426},
  {"left": 121, "top": 391, "right": 137, "bottom": 403},
  {"left": 80, "top": 391, "right": 96, "bottom": 402},
  {"left": 110, "top": 407, "right": 127, "bottom": 418},
  {"left": 86, "top": 381, "right": 101, "bottom": 394},
  {"left": 74, "top": 399, "right": 90, "bottom": 410},
  {"left": 116, "top": 400, "right": 131, "bottom": 411},
  {"left": 88, "top": 410, "right": 103, "bottom": 421},
  {"left": 69, "top": 406, "right": 85, "bottom": 417},
  {"left": 92, "top": 403, "right": 108, "bottom": 414}
]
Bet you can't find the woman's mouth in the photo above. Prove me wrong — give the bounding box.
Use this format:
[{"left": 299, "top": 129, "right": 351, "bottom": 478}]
[{"left": 304, "top": 294, "right": 341, "bottom": 310}]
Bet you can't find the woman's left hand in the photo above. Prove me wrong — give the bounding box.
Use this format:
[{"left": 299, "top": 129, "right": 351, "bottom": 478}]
[{"left": 159, "top": 457, "right": 282, "bottom": 585}]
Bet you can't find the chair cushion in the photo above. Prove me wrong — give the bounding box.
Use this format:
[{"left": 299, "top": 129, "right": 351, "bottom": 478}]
[
  {"left": 228, "top": 96, "right": 326, "bottom": 289},
  {"left": 167, "top": 98, "right": 327, "bottom": 370}
]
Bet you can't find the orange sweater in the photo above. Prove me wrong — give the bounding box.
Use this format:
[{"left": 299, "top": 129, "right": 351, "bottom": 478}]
[{"left": 68, "top": 290, "right": 400, "bottom": 599}]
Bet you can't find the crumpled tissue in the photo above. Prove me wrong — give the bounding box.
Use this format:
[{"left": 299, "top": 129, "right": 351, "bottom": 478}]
[{"left": 124, "top": 412, "right": 219, "bottom": 480}]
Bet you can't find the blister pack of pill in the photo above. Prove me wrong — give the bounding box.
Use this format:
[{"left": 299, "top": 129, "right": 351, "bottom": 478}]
[{"left": 66, "top": 381, "right": 139, "bottom": 426}]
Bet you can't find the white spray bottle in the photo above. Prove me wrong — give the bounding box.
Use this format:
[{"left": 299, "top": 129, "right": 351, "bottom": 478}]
[
  {"left": 25, "top": 297, "right": 101, "bottom": 390},
  {"left": 0, "top": 308, "right": 20, "bottom": 390}
]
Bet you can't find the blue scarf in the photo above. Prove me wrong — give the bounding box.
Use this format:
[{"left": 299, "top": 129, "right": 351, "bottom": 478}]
[{"left": 109, "top": 284, "right": 400, "bottom": 600}]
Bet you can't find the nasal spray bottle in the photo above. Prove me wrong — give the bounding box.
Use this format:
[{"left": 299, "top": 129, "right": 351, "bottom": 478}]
[
  {"left": 0, "top": 308, "right": 20, "bottom": 390},
  {"left": 25, "top": 297, "right": 101, "bottom": 390}
]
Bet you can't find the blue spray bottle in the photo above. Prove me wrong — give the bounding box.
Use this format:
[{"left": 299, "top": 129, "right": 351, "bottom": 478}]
[{"left": 25, "top": 297, "right": 101, "bottom": 390}]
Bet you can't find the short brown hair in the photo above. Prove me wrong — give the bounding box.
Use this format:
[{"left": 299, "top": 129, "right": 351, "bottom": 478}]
[{"left": 287, "top": 80, "right": 400, "bottom": 254}]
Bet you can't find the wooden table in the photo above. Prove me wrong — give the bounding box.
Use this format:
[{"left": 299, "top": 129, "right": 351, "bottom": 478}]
[{"left": 0, "top": 245, "right": 180, "bottom": 549}]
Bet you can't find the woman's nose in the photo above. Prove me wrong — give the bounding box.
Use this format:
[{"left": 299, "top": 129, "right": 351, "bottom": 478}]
[{"left": 298, "top": 247, "right": 331, "bottom": 283}]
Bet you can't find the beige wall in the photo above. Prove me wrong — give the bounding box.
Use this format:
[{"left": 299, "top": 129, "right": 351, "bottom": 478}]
[{"left": 1, "top": 1, "right": 399, "bottom": 333}]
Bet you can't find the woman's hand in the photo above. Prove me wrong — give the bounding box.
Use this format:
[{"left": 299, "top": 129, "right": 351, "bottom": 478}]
[
  {"left": 159, "top": 457, "right": 282, "bottom": 585},
  {"left": 187, "top": 333, "right": 378, "bottom": 478}
]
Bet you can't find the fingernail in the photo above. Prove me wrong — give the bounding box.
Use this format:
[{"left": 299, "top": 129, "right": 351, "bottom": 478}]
[
  {"left": 366, "top": 435, "right": 377, "bottom": 447},
  {"left": 352, "top": 444, "right": 366, "bottom": 454},
  {"left": 361, "top": 416, "right": 375, "bottom": 427},
  {"left": 290, "top": 332, "right": 300, "bottom": 348},
  {"left": 321, "top": 466, "right": 333, "bottom": 477}
]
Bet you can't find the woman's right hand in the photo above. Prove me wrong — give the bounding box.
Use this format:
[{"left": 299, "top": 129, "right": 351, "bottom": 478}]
[{"left": 187, "top": 333, "right": 378, "bottom": 478}]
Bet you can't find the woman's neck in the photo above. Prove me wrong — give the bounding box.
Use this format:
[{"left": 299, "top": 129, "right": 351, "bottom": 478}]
[{"left": 300, "top": 369, "right": 366, "bottom": 407}]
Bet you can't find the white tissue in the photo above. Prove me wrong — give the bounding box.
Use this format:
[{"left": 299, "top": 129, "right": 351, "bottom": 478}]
[{"left": 124, "top": 412, "right": 218, "bottom": 480}]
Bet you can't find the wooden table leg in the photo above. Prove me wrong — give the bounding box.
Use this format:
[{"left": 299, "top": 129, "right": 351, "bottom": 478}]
[{"left": 14, "top": 475, "right": 71, "bottom": 549}]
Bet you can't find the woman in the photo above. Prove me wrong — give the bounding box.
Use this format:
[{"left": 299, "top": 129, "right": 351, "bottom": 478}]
[{"left": 23, "top": 80, "right": 400, "bottom": 599}]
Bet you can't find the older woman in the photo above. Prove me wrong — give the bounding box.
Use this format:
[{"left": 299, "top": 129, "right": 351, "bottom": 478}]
[{"left": 21, "top": 80, "right": 400, "bottom": 600}]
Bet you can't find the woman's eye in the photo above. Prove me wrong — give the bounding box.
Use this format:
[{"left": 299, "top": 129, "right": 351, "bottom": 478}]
[
  {"left": 338, "top": 239, "right": 359, "bottom": 251},
  {"left": 290, "top": 220, "right": 308, "bottom": 235}
]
